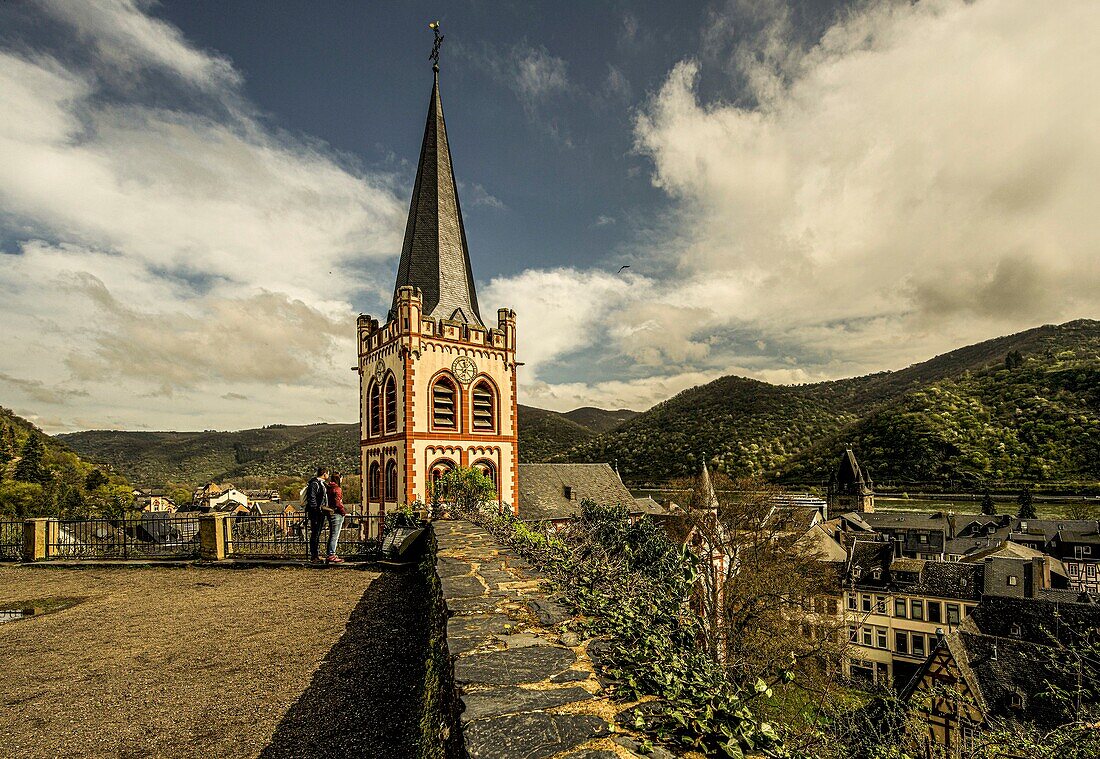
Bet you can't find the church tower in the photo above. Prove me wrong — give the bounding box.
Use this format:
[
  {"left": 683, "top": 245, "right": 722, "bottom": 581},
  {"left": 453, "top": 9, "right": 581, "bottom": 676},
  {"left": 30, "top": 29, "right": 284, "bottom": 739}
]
[
  {"left": 827, "top": 445, "right": 875, "bottom": 514},
  {"left": 357, "top": 55, "right": 518, "bottom": 533}
]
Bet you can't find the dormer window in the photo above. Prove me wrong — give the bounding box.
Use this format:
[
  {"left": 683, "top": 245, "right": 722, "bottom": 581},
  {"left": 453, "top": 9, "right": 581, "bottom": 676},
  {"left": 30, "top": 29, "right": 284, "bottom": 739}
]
[
  {"left": 1010, "top": 623, "right": 1022, "bottom": 637},
  {"left": 872, "top": 569, "right": 882, "bottom": 581},
  {"left": 1010, "top": 692, "right": 1024, "bottom": 709},
  {"left": 1007, "top": 576, "right": 1018, "bottom": 587}
]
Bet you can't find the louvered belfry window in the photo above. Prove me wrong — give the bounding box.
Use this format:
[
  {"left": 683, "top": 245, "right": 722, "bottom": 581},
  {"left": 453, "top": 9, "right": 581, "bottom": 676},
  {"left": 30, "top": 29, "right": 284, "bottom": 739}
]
[
  {"left": 384, "top": 376, "right": 397, "bottom": 433},
  {"left": 369, "top": 383, "right": 381, "bottom": 437},
  {"left": 433, "top": 378, "right": 457, "bottom": 429},
  {"left": 472, "top": 381, "right": 495, "bottom": 431}
]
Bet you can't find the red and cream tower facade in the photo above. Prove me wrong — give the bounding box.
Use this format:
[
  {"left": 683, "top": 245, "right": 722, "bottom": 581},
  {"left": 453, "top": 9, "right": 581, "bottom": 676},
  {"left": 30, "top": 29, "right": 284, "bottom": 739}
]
[{"left": 358, "top": 63, "right": 518, "bottom": 531}]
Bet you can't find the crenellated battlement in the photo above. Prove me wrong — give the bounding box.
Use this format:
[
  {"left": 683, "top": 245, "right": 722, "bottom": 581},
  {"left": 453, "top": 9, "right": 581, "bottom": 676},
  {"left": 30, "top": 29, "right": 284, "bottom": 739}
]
[{"left": 358, "top": 286, "right": 516, "bottom": 357}]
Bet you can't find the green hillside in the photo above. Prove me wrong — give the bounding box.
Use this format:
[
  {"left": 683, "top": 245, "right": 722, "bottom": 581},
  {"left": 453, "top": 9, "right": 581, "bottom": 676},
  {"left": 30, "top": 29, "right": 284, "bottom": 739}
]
[
  {"left": 782, "top": 337, "right": 1100, "bottom": 486},
  {"left": 59, "top": 424, "right": 347, "bottom": 486},
  {"left": 565, "top": 319, "right": 1100, "bottom": 487},
  {"left": 57, "top": 319, "right": 1098, "bottom": 491},
  {"left": 0, "top": 407, "right": 130, "bottom": 518},
  {"left": 517, "top": 405, "right": 598, "bottom": 462},
  {"left": 60, "top": 405, "right": 630, "bottom": 488},
  {"left": 561, "top": 407, "right": 639, "bottom": 434}
]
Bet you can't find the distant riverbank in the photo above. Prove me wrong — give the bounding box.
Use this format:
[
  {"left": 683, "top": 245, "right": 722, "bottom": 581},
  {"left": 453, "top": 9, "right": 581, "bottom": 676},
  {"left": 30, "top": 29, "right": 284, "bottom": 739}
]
[{"left": 630, "top": 489, "right": 1100, "bottom": 521}]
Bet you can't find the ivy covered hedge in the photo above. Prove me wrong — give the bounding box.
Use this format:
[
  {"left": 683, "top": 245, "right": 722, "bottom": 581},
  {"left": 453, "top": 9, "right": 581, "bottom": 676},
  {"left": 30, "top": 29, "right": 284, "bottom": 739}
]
[{"left": 466, "top": 500, "right": 785, "bottom": 758}]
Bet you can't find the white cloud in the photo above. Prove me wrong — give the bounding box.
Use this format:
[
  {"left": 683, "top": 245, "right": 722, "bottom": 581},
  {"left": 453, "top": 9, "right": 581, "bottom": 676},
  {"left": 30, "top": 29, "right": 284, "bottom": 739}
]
[
  {"left": 512, "top": 45, "right": 570, "bottom": 105},
  {"left": 494, "top": 0, "right": 1100, "bottom": 412},
  {"left": 634, "top": 0, "right": 1100, "bottom": 340},
  {"left": 461, "top": 181, "right": 506, "bottom": 210},
  {"left": 37, "top": 0, "right": 241, "bottom": 90},
  {"left": 0, "top": 3, "right": 404, "bottom": 432}
]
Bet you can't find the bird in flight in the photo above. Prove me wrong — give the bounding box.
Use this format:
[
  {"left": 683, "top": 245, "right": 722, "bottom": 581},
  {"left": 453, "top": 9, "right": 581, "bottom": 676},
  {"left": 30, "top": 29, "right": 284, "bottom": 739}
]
[{"left": 617, "top": 265, "right": 631, "bottom": 274}]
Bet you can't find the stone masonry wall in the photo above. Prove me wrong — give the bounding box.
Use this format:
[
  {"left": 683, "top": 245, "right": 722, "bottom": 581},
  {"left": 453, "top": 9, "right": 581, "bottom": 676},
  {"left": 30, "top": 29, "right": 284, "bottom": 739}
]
[{"left": 435, "top": 519, "right": 673, "bottom": 759}]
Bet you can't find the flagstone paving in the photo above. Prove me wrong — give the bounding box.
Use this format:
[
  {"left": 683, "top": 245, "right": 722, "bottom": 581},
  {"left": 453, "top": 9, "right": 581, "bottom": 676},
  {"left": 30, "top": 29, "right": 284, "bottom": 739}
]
[{"left": 435, "top": 519, "right": 672, "bottom": 759}]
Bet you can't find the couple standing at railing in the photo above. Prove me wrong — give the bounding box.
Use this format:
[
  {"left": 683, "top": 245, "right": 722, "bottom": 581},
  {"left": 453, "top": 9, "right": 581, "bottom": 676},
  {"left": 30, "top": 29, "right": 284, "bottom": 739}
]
[{"left": 303, "top": 467, "right": 346, "bottom": 564}]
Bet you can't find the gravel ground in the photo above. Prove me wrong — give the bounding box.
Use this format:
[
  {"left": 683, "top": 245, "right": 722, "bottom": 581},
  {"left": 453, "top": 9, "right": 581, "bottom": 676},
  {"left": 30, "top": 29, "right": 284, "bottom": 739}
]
[{"left": 0, "top": 565, "right": 379, "bottom": 759}]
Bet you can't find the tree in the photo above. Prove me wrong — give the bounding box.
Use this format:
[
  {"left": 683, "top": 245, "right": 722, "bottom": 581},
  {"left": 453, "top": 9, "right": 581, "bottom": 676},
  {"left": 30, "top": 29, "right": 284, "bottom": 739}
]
[
  {"left": 0, "top": 480, "right": 46, "bottom": 519},
  {"left": 435, "top": 466, "right": 497, "bottom": 517},
  {"left": 980, "top": 490, "right": 996, "bottom": 516},
  {"left": 1017, "top": 486, "right": 1037, "bottom": 519},
  {"left": 84, "top": 468, "right": 109, "bottom": 492},
  {"left": 13, "top": 434, "right": 50, "bottom": 486},
  {"left": 59, "top": 485, "right": 87, "bottom": 518},
  {"left": 0, "top": 422, "right": 13, "bottom": 472},
  {"left": 674, "top": 472, "right": 846, "bottom": 704}
]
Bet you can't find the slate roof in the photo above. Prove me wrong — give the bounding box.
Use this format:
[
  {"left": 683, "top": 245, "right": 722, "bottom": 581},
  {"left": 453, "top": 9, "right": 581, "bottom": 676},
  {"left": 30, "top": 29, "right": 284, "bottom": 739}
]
[
  {"left": 517, "top": 464, "right": 635, "bottom": 521},
  {"left": 903, "top": 560, "right": 983, "bottom": 600},
  {"left": 391, "top": 69, "right": 483, "bottom": 326},
  {"left": 847, "top": 539, "right": 893, "bottom": 587},
  {"left": 948, "top": 627, "right": 1066, "bottom": 724},
  {"left": 833, "top": 446, "right": 872, "bottom": 487},
  {"left": 961, "top": 541, "right": 1068, "bottom": 577},
  {"left": 633, "top": 496, "right": 667, "bottom": 515},
  {"left": 861, "top": 511, "right": 951, "bottom": 531},
  {"left": 767, "top": 506, "right": 822, "bottom": 534},
  {"left": 972, "top": 595, "right": 1100, "bottom": 643}
]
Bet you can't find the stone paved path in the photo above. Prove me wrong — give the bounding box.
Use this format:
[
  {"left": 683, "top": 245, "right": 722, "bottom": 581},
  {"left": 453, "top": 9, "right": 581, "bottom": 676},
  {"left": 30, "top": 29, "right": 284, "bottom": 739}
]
[{"left": 435, "top": 519, "right": 670, "bottom": 759}]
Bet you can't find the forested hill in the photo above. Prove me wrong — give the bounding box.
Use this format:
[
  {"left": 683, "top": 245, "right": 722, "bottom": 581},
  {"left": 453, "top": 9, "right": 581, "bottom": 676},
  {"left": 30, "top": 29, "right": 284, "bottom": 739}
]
[
  {"left": 59, "top": 405, "right": 637, "bottom": 488},
  {"left": 0, "top": 407, "right": 130, "bottom": 518},
  {"left": 564, "top": 319, "right": 1100, "bottom": 487}
]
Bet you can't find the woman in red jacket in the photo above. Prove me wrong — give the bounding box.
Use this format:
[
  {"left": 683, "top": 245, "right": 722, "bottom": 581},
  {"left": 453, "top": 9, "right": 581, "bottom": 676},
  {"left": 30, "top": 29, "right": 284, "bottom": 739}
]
[{"left": 324, "top": 472, "right": 347, "bottom": 563}]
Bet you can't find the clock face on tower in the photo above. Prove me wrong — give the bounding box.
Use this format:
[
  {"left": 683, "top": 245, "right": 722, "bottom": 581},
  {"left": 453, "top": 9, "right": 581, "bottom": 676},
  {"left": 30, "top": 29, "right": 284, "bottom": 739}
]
[
  {"left": 374, "top": 360, "right": 386, "bottom": 384},
  {"left": 452, "top": 356, "right": 477, "bottom": 384}
]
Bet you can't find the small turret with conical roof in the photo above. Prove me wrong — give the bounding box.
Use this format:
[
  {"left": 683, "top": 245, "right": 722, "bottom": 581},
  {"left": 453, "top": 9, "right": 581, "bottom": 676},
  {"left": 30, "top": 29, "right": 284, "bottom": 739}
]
[{"left": 828, "top": 445, "right": 875, "bottom": 513}]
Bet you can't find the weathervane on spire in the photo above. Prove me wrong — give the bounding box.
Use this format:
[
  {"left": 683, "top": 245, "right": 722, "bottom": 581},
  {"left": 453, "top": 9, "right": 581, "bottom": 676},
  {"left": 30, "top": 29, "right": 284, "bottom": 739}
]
[{"left": 429, "top": 21, "right": 444, "bottom": 71}]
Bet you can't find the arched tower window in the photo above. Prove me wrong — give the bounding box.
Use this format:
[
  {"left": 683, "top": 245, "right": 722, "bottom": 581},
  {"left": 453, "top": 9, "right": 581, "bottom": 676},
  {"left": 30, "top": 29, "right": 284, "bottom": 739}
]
[
  {"left": 472, "top": 459, "right": 497, "bottom": 495},
  {"left": 384, "top": 375, "right": 397, "bottom": 433},
  {"left": 432, "top": 376, "right": 458, "bottom": 429},
  {"left": 472, "top": 380, "right": 496, "bottom": 431},
  {"left": 429, "top": 458, "right": 457, "bottom": 496},
  {"left": 385, "top": 459, "right": 398, "bottom": 502},
  {"left": 368, "top": 462, "right": 380, "bottom": 501},
  {"left": 369, "top": 382, "right": 381, "bottom": 437}
]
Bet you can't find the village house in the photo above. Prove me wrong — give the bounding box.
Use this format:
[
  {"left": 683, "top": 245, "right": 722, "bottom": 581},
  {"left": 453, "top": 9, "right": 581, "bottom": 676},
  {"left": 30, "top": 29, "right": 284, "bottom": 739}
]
[
  {"left": 903, "top": 593, "right": 1100, "bottom": 753},
  {"left": 191, "top": 483, "right": 249, "bottom": 513},
  {"left": 132, "top": 488, "right": 175, "bottom": 513},
  {"left": 249, "top": 501, "right": 300, "bottom": 533}
]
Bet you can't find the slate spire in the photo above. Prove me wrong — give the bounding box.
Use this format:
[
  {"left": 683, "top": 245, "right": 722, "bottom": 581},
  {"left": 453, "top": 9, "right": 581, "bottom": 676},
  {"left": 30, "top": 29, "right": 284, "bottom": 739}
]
[{"left": 391, "top": 66, "right": 483, "bottom": 327}]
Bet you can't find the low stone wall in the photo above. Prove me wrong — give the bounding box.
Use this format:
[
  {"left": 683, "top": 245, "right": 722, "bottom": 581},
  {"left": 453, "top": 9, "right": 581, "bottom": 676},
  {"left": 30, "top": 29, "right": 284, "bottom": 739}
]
[
  {"left": 419, "top": 527, "right": 467, "bottom": 759},
  {"left": 435, "top": 519, "right": 668, "bottom": 759}
]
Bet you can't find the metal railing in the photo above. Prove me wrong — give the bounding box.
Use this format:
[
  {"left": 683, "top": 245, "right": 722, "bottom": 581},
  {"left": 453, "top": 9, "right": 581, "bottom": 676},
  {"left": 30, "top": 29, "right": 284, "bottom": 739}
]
[
  {"left": 45, "top": 516, "right": 201, "bottom": 560},
  {"left": 0, "top": 521, "right": 21, "bottom": 560},
  {"left": 225, "top": 512, "right": 382, "bottom": 560}
]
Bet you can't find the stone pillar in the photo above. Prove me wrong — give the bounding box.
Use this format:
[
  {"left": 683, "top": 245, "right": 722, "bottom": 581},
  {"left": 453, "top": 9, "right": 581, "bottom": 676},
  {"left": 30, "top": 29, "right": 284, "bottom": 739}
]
[
  {"left": 199, "top": 514, "right": 227, "bottom": 561},
  {"left": 22, "top": 518, "right": 49, "bottom": 562}
]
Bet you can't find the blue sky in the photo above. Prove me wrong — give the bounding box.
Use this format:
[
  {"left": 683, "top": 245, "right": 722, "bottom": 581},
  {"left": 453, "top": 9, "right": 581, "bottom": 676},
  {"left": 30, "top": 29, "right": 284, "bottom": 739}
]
[{"left": 0, "top": 1, "right": 1097, "bottom": 432}]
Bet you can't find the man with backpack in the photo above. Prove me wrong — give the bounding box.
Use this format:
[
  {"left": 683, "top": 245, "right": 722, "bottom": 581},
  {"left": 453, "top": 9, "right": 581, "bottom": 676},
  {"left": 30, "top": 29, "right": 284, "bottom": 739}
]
[{"left": 304, "top": 466, "right": 330, "bottom": 563}]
